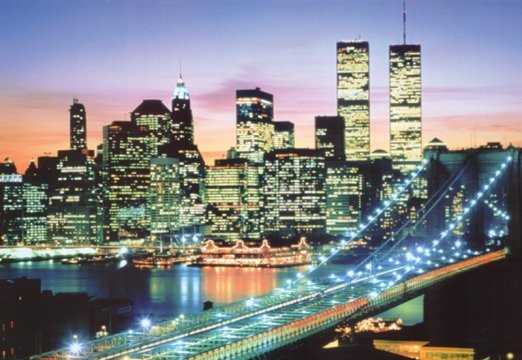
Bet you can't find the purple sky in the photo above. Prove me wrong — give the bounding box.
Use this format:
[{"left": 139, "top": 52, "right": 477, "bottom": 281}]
[{"left": 1, "top": 0, "right": 521, "bottom": 170}]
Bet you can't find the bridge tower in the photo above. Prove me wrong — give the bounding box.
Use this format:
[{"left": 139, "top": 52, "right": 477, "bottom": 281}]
[{"left": 425, "top": 146, "right": 521, "bottom": 256}]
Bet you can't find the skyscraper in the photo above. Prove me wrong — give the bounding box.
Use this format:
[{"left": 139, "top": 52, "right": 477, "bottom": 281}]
[
  {"left": 206, "top": 158, "right": 261, "bottom": 241},
  {"left": 389, "top": 44, "right": 422, "bottom": 173},
  {"left": 315, "top": 116, "right": 345, "bottom": 161},
  {"left": 325, "top": 161, "right": 364, "bottom": 236},
  {"left": 236, "top": 88, "right": 274, "bottom": 163},
  {"left": 263, "top": 149, "right": 326, "bottom": 238},
  {"left": 70, "top": 98, "right": 87, "bottom": 150},
  {"left": 102, "top": 121, "right": 154, "bottom": 241},
  {"left": 273, "top": 121, "right": 295, "bottom": 150},
  {"left": 149, "top": 156, "right": 181, "bottom": 240},
  {"left": 47, "top": 149, "right": 101, "bottom": 245},
  {"left": 171, "top": 76, "right": 194, "bottom": 148},
  {"left": 131, "top": 99, "right": 172, "bottom": 149},
  {"left": 337, "top": 41, "right": 370, "bottom": 161},
  {"left": 0, "top": 159, "right": 48, "bottom": 245}
]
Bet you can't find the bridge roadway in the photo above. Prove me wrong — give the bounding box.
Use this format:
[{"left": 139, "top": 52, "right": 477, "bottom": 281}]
[{"left": 33, "top": 248, "right": 507, "bottom": 360}]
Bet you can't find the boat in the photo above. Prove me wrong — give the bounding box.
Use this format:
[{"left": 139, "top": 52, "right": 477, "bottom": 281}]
[
  {"left": 188, "top": 237, "right": 312, "bottom": 268},
  {"left": 61, "top": 254, "right": 120, "bottom": 265},
  {"left": 131, "top": 254, "right": 186, "bottom": 268}
]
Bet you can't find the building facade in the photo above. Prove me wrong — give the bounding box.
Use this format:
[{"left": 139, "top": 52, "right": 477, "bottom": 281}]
[
  {"left": 273, "top": 121, "right": 295, "bottom": 150},
  {"left": 315, "top": 116, "right": 345, "bottom": 161},
  {"left": 236, "top": 88, "right": 274, "bottom": 164},
  {"left": 325, "top": 161, "right": 365, "bottom": 236},
  {"left": 148, "top": 157, "right": 181, "bottom": 241},
  {"left": 171, "top": 76, "right": 194, "bottom": 148},
  {"left": 337, "top": 41, "right": 370, "bottom": 161},
  {"left": 263, "top": 149, "right": 326, "bottom": 239},
  {"left": 389, "top": 44, "right": 422, "bottom": 173},
  {"left": 131, "top": 99, "right": 172, "bottom": 150},
  {"left": 206, "top": 159, "right": 261, "bottom": 241},
  {"left": 70, "top": 98, "right": 87, "bottom": 151},
  {"left": 102, "top": 121, "right": 154, "bottom": 241},
  {"left": 46, "top": 149, "right": 101, "bottom": 245}
]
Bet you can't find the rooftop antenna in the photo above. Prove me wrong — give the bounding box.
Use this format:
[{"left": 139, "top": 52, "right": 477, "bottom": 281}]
[
  {"left": 402, "top": 0, "right": 407, "bottom": 44},
  {"left": 179, "top": 58, "right": 183, "bottom": 79}
]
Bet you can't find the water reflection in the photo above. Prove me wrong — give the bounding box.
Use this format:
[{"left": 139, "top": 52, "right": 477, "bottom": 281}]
[{"left": 0, "top": 262, "right": 422, "bottom": 324}]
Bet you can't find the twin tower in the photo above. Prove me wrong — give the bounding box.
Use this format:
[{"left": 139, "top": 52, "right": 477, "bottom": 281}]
[{"left": 337, "top": 40, "right": 421, "bottom": 173}]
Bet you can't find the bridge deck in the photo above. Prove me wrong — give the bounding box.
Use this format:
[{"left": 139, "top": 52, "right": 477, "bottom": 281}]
[{"left": 33, "top": 248, "right": 507, "bottom": 360}]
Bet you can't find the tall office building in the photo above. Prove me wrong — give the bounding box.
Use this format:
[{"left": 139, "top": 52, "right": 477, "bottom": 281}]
[
  {"left": 206, "top": 158, "right": 261, "bottom": 241},
  {"left": 315, "top": 116, "right": 345, "bottom": 161},
  {"left": 171, "top": 76, "right": 194, "bottom": 148},
  {"left": 70, "top": 98, "right": 87, "bottom": 150},
  {"left": 0, "top": 159, "right": 47, "bottom": 245},
  {"left": 273, "top": 121, "right": 295, "bottom": 150},
  {"left": 103, "top": 121, "right": 154, "bottom": 241},
  {"left": 236, "top": 88, "right": 274, "bottom": 163},
  {"left": 389, "top": 44, "right": 422, "bottom": 173},
  {"left": 148, "top": 77, "right": 206, "bottom": 239},
  {"left": 149, "top": 157, "right": 181, "bottom": 240},
  {"left": 22, "top": 161, "right": 48, "bottom": 245},
  {"left": 325, "top": 161, "right": 365, "bottom": 236},
  {"left": 156, "top": 143, "right": 206, "bottom": 234},
  {"left": 263, "top": 149, "right": 326, "bottom": 238},
  {"left": 131, "top": 100, "right": 172, "bottom": 149},
  {"left": 337, "top": 41, "right": 370, "bottom": 161},
  {"left": 47, "top": 149, "right": 101, "bottom": 245}
]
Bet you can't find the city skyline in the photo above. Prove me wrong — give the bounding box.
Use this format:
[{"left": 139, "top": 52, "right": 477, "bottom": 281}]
[{"left": 1, "top": 0, "right": 522, "bottom": 170}]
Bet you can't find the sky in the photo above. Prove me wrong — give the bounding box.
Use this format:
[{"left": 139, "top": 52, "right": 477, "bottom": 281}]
[{"left": 1, "top": 0, "right": 521, "bottom": 171}]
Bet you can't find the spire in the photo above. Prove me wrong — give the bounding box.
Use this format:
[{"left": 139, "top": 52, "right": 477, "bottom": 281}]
[
  {"left": 403, "top": 0, "right": 407, "bottom": 44},
  {"left": 172, "top": 75, "right": 190, "bottom": 101}
]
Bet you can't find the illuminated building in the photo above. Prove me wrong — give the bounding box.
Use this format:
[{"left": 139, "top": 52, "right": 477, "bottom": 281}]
[
  {"left": 337, "top": 41, "right": 370, "bottom": 161},
  {"left": 21, "top": 161, "right": 48, "bottom": 245},
  {"left": 325, "top": 161, "right": 365, "bottom": 236},
  {"left": 149, "top": 157, "right": 181, "bottom": 240},
  {"left": 0, "top": 159, "right": 23, "bottom": 245},
  {"left": 236, "top": 88, "right": 274, "bottom": 163},
  {"left": 273, "top": 121, "right": 295, "bottom": 150},
  {"left": 390, "top": 44, "right": 422, "bottom": 173},
  {"left": 171, "top": 76, "right": 194, "bottom": 148},
  {"left": 315, "top": 116, "right": 345, "bottom": 161},
  {"left": 70, "top": 98, "right": 87, "bottom": 150},
  {"left": 103, "top": 121, "right": 154, "bottom": 241},
  {"left": 131, "top": 99, "right": 172, "bottom": 149},
  {"left": 263, "top": 149, "right": 326, "bottom": 238},
  {"left": 47, "top": 149, "right": 101, "bottom": 245},
  {"left": 147, "top": 77, "right": 205, "bottom": 239},
  {"left": 0, "top": 159, "right": 47, "bottom": 245},
  {"left": 158, "top": 144, "right": 206, "bottom": 234},
  {"left": 205, "top": 158, "right": 261, "bottom": 241}
]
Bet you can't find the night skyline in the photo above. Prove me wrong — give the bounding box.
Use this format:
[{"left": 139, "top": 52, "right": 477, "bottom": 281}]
[{"left": 1, "top": 0, "right": 522, "bottom": 170}]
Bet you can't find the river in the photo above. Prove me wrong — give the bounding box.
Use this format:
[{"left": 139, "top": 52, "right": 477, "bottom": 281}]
[{"left": 0, "top": 260, "right": 422, "bottom": 324}]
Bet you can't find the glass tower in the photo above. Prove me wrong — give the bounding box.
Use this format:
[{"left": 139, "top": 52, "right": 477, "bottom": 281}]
[
  {"left": 315, "top": 116, "right": 345, "bottom": 161},
  {"left": 273, "top": 121, "right": 295, "bottom": 150},
  {"left": 70, "top": 98, "right": 87, "bottom": 150},
  {"left": 206, "top": 158, "right": 261, "bottom": 241},
  {"left": 131, "top": 99, "right": 172, "bottom": 150},
  {"left": 171, "top": 76, "right": 194, "bottom": 148},
  {"left": 103, "top": 121, "right": 154, "bottom": 241},
  {"left": 263, "top": 149, "right": 326, "bottom": 238},
  {"left": 337, "top": 41, "right": 370, "bottom": 161},
  {"left": 236, "top": 88, "right": 274, "bottom": 164},
  {"left": 389, "top": 44, "right": 422, "bottom": 173},
  {"left": 149, "top": 157, "right": 181, "bottom": 240}
]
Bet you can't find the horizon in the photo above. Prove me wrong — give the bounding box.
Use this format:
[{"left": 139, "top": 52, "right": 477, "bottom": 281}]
[{"left": 1, "top": 0, "right": 521, "bottom": 170}]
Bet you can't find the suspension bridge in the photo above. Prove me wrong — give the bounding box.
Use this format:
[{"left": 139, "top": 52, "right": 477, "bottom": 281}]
[{"left": 32, "top": 147, "right": 521, "bottom": 360}]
